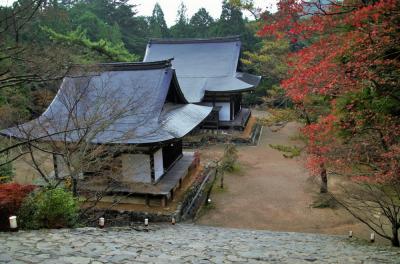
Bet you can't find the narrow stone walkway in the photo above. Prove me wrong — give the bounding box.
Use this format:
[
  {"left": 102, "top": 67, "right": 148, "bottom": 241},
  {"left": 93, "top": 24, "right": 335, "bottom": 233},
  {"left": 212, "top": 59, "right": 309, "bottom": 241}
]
[{"left": 1, "top": 224, "right": 399, "bottom": 263}]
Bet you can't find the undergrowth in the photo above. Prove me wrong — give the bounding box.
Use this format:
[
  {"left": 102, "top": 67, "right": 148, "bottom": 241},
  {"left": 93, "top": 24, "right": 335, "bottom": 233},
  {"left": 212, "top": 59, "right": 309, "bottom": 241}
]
[
  {"left": 258, "top": 108, "right": 299, "bottom": 127},
  {"left": 269, "top": 144, "right": 302, "bottom": 158},
  {"left": 311, "top": 194, "right": 338, "bottom": 209}
]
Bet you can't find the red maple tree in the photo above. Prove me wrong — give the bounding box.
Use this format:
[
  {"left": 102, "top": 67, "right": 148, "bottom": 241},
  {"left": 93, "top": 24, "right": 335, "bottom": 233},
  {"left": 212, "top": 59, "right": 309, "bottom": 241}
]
[
  {"left": 0, "top": 183, "right": 36, "bottom": 230},
  {"left": 258, "top": 0, "right": 400, "bottom": 246}
]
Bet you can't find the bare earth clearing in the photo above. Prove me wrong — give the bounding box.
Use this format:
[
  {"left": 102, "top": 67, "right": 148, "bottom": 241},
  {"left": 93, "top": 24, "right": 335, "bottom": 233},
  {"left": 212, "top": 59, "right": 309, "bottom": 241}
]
[{"left": 196, "top": 116, "right": 384, "bottom": 244}]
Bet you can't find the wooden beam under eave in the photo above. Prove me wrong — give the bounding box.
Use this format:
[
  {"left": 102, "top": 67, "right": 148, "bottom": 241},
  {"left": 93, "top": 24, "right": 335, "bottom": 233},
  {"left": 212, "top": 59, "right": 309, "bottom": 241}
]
[{"left": 150, "top": 153, "right": 155, "bottom": 184}]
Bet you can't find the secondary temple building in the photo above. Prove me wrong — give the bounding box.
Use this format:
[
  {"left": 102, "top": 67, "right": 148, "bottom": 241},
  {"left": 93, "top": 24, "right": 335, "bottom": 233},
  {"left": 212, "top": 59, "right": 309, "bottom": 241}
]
[
  {"left": 143, "top": 36, "right": 261, "bottom": 129},
  {"left": 1, "top": 60, "right": 212, "bottom": 207}
]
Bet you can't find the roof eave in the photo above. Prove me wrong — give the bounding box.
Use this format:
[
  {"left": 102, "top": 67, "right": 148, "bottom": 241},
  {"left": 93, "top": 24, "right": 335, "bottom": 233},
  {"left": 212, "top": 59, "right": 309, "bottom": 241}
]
[
  {"left": 68, "top": 59, "right": 174, "bottom": 76},
  {"left": 204, "top": 87, "right": 256, "bottom": 94},
  {"left": 148, "top": 36, "right": 241, "bottom": 45}
]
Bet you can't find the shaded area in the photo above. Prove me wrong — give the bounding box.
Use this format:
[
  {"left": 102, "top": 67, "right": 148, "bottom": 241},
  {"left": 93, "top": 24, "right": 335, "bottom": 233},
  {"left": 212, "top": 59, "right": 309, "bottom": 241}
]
[{"left": 80, "top": 152, "right": 194, "bottom": 196}]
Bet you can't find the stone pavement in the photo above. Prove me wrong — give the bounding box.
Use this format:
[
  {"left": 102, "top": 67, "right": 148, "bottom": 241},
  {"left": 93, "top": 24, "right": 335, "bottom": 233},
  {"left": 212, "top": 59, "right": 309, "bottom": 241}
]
[{"left": 0, "top": 224, "right": 399, "bottom": 263}]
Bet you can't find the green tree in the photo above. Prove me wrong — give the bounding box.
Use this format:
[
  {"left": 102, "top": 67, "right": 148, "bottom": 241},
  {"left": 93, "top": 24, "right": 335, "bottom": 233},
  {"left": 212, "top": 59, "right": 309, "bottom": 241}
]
[
  {"left": 148, "top": 3, "right": 169, "bottom": 38},
  {"left": 170, "top": 2, "right": 190, "bottom": 38},
  {"left": 68, "top": 0, "right": 148, "bottom": 55},
  {"left": 213, "top": 1, "right": 259, "bottom": 51},
  {"left": 189, "top": 8, "right": 215, "bottom": 38},
  {"left": 43, "top": 26, "right": 139, "bottom": 62},
  {"left": 73, "top": 11, "right": 123, "bottom": 43},
  {"left": 18, "top": 187, "right": 79, "bottom": 229},
  {"left": 241, "top": 38, "right": 290, "bottom": 105}
]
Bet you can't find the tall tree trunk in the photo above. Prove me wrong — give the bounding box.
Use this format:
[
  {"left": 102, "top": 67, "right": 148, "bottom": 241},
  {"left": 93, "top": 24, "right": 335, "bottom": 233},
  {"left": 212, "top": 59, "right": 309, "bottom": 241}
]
[
  {"left": 391, "top": 224, "right": 399, "bottom": 247},
  {"left": 320, "top": 163, "right": 328, "bottom": 193},
  {"left": 72, "top": 177, "right": 77, "bottom": 196}
]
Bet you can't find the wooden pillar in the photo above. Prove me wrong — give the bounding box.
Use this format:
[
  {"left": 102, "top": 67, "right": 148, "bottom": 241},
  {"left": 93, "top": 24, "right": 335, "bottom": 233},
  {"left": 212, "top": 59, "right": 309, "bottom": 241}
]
[
  {"left": 161, "top": 196, "right": 167, "bottom": 207},
  {"left": 145, "top": 194, "right": 150, "bottom": 206},
  {"left": 150, "top": 153, "right": 155, "bottom": 184},
  {"left": 52, "top": 154, "right": 59, "bottom": 179},
  {"left": 230, "top": 95, "right": 234, "bottom": 121}
]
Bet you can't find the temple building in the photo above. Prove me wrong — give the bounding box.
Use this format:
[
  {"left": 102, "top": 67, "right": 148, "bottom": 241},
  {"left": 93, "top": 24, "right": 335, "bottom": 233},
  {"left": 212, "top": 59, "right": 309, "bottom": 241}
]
[
  {"left": 1, "top": 60, "right": 212, "bottom": 207},
  {"left": 143, "top": 36, "right": 261, "bottom": 130}
]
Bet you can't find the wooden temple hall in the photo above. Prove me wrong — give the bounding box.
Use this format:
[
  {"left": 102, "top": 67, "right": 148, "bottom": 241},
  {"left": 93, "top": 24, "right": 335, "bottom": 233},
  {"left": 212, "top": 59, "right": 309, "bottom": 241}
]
[
  {"left": 1, "top": 60, "right": 212, "bottom": 207},
  {"left": 144, "top": 36, "right": 262, "bottom": 130}
]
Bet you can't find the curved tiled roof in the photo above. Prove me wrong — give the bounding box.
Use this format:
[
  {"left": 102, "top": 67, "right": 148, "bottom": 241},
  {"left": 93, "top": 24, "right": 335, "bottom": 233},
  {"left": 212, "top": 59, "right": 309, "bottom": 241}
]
[
  {"left": 143, "top": 36, "right": 261, "bottom": 103},
  {"left": 1, "top": 60, "right": 212, "bottom": 144}
]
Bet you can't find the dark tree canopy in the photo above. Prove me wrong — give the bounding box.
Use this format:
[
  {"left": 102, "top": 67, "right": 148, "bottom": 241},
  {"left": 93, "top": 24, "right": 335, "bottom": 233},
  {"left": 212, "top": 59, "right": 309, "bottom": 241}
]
[
  {"left": 170, "top": 2, "right": 190, "bottom": 38},
  {"left": 148, "top": 3, "right": 169, "bottom": 38},
  {"left": 189, "top": 8, "right": 215, "bottom": 38},
  {"left": 0, "top": 0, "right": 262, "bottom": 128}
]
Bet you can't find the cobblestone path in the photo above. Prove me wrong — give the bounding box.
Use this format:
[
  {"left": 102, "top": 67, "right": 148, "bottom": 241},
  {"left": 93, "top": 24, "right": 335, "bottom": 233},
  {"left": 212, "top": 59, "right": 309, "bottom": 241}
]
[{"left": 1, "top": 224, "right": 399, "bottom": 263}]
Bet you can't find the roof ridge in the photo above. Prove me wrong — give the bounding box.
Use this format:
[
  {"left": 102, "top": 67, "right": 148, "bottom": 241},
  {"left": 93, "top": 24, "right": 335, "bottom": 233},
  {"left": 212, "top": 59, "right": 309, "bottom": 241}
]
[
  {"left": 148, "top": 36, "right": 241, "bottom": 45},
  {"left": 69, "top": 59, "right": 174, "bottom": 74}
]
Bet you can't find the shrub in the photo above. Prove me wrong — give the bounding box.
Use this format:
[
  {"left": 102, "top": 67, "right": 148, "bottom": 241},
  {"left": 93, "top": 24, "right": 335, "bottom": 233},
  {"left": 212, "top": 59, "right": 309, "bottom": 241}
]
[
  {"left": 0, "top": 159, "right": 13, "bottom": 183},
  {"left": 269, "top": 144, "right": 302, "bottom": 158},
  {"left": 243, "top": 93, "right": 264, "bottom": 106},
  {"left": 258, "top": 108, "right": 299, "bottom": 127},
  {"left": 220, "top": 144, "right": 239, "bottom": 172},
  {"left": 0, "top": 183, "right": 36, "bottom": 230},
  {"left": 19, "top": 187, "right": 79, "bottom": 229},
  {"left": 312, "top": 194, "right": 338, "bottom": 209}
]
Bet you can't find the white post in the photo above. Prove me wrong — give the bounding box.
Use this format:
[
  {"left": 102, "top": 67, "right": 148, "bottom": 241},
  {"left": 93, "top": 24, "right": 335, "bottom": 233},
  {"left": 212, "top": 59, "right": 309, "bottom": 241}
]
[
  {"left": 99, "top": 217, "right": 105, "bottom": 228},
  {"left": 370, "top": 233, "right": 375, "bottom": 243},
  {"left": 9, "top": 216, "right": 17, "bottom": 231},
  {"left": 171, "top": 217, "right": 176, "bottom": 225},
  {"left": 144, "top": 218, "right": 149, "bottom": 227},
  {"left": 349, "top": 231, "right": 353, "bottom": 238}
]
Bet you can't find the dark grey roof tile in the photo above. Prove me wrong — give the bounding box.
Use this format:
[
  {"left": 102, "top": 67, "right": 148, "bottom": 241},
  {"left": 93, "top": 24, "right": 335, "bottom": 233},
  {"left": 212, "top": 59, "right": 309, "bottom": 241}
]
[{"left": 143, "top": 36, "right": 261, "bottom": 103}]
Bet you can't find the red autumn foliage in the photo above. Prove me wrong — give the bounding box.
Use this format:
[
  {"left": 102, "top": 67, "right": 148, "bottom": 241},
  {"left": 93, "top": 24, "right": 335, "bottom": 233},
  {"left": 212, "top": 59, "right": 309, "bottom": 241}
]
[
  {"left": 301, "top": 114, "right": 338, "bottom": 173},
  {"left": 0, "top": 183, "right": 36, "bottom": 230},
  {"left": 259, "top": 0, "right": 400, "bottom": 183}
]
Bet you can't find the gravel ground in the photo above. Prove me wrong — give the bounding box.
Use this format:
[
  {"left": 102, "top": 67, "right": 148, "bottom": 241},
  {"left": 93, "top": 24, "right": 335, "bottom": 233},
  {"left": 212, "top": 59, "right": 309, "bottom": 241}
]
[{"left": 197, "top": 121, "right": 377, "bottom": 242}]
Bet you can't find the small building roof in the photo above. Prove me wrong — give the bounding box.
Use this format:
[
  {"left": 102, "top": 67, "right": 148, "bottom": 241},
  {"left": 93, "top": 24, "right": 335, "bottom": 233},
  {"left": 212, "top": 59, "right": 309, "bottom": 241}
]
[
  {"left": 1, "top": 60, "right": 212, "bottom": 144},
  {"left": 143, "top": 36, "right": 261, "bottom": 103}
]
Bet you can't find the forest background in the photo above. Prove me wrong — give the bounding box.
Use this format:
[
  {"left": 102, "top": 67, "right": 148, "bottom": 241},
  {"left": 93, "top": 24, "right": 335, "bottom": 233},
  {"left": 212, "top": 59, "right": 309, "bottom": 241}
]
[{"left": 0, "top": 0, "right": 277, "bottom": 130}]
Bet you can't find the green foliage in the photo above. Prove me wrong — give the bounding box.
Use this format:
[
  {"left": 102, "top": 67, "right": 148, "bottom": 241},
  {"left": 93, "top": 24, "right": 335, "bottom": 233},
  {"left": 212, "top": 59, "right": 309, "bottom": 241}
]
[
  {"left": 213, "top": 1, "right": 259, "bottom": 51},
  {"left": 0, "top": 142, "right": 14, "bottom": 184},
  {"left": 0, "top": 159, "right": 13, "bottom": 183},
  {"left": 42, "top": 26, "right": 138, "bottom": 62},
  {"left": 242, "top": 38, "right": 291, "bottom": 105},
  {"left": 242, "top": 39, "right": 289, "bottom": 82},
  {"left": 229, "top": 0, "right": 255, "bottom": 10},
  {"left": 0, "top": 0, "right": 265, "bottom": 129},
  {"left": 242, "top": 93, "right": 264, "bottom": 106},
  {"left": 18, "top": 187, "right": 79, "bottom": 229},
  {"left": 170, "top": 2, "right": 190, "bottom": 38},
  {"left": 336, "top": 87, "right": 400, "bottom": 136},
  {"left": 73, "top": 11, "right": 123, "bottom": 43},
  {"left": 149, "top": 3, "right": 169, "bottom": 38},
  {"left": 311, "top": 194, "right": 337, "bottom": 209},
  {"left": 189, "top": 8, "right": 214, "bottom": 38},
  {"left": 258, "top": 109, "right": 299, "bottom": 126},
  {"left": 0, "top": 79, "right": 33, "bottom": 128},
  {"left": 269, "top": 144, "right": 302, "bottom": 158}
]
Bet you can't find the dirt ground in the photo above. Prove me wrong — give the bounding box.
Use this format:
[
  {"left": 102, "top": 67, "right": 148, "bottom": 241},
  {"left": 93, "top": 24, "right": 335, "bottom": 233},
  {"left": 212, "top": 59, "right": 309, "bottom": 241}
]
[{"left": 196, "top": 117, "right": 387, "bottom": 244}]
